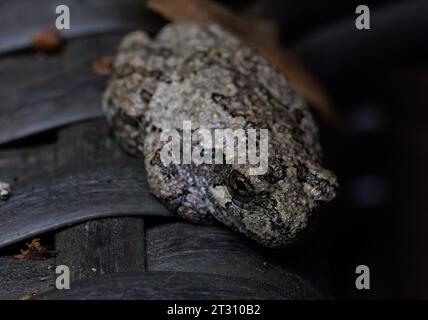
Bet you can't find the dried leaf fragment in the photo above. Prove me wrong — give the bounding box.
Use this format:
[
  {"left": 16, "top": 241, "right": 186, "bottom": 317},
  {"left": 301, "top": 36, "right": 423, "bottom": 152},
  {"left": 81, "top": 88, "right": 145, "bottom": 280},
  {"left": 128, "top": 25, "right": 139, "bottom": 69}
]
[
  {"left": 19, "top": 292, "right": 37, "bottom": 300},
  {"left": 93, "top": 56, "right": 112, "bottom": 76},
  {"left": 32, "top": 29, "right": 62, "bottom": 52},
  {"left": 15, "top": 239, "right": 53, "bottom": 261}
]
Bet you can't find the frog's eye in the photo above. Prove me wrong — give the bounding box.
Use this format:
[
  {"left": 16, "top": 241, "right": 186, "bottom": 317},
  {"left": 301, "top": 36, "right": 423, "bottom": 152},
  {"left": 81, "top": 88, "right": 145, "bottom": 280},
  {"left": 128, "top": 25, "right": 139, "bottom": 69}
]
[{"left": 227, "top": 171, "right": 255, "bottom": 203}]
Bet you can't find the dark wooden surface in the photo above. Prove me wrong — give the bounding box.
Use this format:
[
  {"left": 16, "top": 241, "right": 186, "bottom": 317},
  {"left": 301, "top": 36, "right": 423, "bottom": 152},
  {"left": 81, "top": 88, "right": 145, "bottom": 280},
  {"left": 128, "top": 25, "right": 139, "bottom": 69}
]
[
  {"left": 0, "top": 122, "right": 173, "bottom": 249},
  {"left": 146, "top": 222, "right": 325, "bottom": 299},
  {"left": 0, "top": 0, "right": 153, "bottom": 54},
  {"left": 0, "top": 160, "right": 172, "bottom": 249},
  {"left": 56, "top": 218, "right": 146, "bottom": 281},
  {"left": 37, "top": 272, "right": 294, "bottom": 300},
  {"left": 0, "top": 256, "right": 55, "bottom": 300},
  {"left": 54, "top": 120, "right": 147, "bottom": 283},
  {"left": 0, "top": 34, "right": 120, "bottom": 144}
]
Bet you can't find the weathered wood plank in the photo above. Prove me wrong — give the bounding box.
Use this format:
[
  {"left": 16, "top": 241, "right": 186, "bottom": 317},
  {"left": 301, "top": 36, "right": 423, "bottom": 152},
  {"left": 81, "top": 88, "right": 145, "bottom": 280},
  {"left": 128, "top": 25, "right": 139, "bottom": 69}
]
[
  {"left": 0, "top": 120, "right": 174, "bottom": 249},
  {"left": 37, "top": 272, "right": 292, "bottom": 300},
  {"left": 0, "top": 0, "right": 153, "bottom": 54},
  {"left": 0, "top": 145, "right": 55, "bottom": 183},
  {"left": 55, "top": 119, "right": 127, "bottom": 166},
  {"left": 0, "top": 161, "right": 172, "bottom": 249},
  {"left": 0, "top": 256, "right": 55, "bottom": 300},
  {"left": 55, "top": 218, "right": 146, "bottom": 282},
  {"left": 0, "top": 34, "right": 119, "bottom": 99},
  {"left": 54, "top": 121, "right": 148, "bottom": 282},
  {"left": 0, "top": 120, "right": 124, "bottom": 184},
  {"left": 0, "top": 120, "right": 153, "bottom": 297},
  {"left": 147, "top": 222, "right": 325, "bottom": 299},
  {"left": 54, "top": 120, "right": 147, "bottom": 282},
  {"left": 0, "top": 34, "right": 123, "bottom": 144}
]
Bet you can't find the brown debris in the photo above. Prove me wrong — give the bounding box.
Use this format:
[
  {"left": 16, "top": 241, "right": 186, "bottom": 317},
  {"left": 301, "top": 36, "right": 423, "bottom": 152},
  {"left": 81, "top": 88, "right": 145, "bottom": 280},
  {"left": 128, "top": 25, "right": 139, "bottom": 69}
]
[
  {"left": 93, "top": 56, "right": 112, "bottom": 76},
  {"left": 32, "top": 29, "right": 62, "bottom": 52},
  {"left": 15, "top": 239, "right": 53, "bottom": 261},
  {"left": 19, "top": 292, "right": 37, "bottom": 300},
  {"left": 147, "top": 0, "right": 335, "bottom": 121}
]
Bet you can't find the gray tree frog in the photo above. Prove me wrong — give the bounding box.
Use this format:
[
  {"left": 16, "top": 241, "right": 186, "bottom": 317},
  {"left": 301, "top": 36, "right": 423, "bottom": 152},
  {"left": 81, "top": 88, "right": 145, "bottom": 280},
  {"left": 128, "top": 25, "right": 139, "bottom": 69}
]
[{"left": 102, "top": 22, "right": 338, "bottom": 248}]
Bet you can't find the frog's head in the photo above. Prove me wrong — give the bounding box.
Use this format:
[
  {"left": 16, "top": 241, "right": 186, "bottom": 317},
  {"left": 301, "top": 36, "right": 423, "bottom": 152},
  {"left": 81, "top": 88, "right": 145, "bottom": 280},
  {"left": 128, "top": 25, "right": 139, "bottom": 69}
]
[{"left": 208, "top": 156, "right": 338, "bottom": 248}]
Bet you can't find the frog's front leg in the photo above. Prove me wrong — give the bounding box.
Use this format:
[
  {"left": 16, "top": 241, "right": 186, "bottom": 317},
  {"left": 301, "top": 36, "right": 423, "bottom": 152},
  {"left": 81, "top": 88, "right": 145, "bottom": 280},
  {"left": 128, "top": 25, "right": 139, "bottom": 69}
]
[{"left": 143, "top": 134, "right": 215, "bottom": 224}]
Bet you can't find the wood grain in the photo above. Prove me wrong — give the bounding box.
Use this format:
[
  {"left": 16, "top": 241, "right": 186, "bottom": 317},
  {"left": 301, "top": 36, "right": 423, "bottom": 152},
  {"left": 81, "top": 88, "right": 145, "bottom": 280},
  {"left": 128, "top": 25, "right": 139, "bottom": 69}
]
[
  {"left": 56, "top": 218, "right": 146, "bottom": 282},
  {"left": 54, "top": 123, "right": 147, "bottom": 283},
  {"left": 37, "top": 271, "right": 291, "bottom": 300},
  {"left": 0, "top": 121, "right": 174, "bottom": 249},
  {"left": 0, "top": 34, "right": 129, "bottom": 144},
  {"left": 0, "top": 161, "right": 172, "bottom": 249},
  {"left": 147, "top": 222, "right": 325, "bottom": 299},
  {"left": 0, "top": 256, "right": 55, "bottom": 300}
]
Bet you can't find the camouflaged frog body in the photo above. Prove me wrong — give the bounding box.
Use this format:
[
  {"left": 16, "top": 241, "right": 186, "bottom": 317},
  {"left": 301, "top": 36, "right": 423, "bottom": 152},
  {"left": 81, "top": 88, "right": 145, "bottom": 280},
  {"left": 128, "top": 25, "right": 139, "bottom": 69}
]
[{"left": 103, "top": 22, "right": 338, "bottom": 248}]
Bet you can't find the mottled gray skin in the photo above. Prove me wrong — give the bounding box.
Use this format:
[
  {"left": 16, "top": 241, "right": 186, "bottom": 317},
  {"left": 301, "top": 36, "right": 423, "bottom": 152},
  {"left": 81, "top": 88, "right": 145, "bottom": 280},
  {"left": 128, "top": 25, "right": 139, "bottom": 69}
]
[
  {"left": 0, "top": 181, "right": 10, "bottom": 201},
  {"left": 103, "top": 22, "right": 338, "bottom": 248}
]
